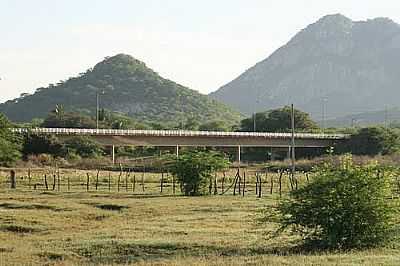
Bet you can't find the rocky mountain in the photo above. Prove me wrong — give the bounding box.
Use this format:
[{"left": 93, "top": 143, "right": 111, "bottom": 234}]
[
  {"left": 0, "top": 54, "right": 241, "bottom": 125},
  {"left": 210, "top": 14, "right": 400, "bottom": 120}
]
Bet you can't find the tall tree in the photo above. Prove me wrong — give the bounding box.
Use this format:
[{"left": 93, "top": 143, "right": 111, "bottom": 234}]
[{"left": 240, "top": 106, "right": 318, "bottom": 132}]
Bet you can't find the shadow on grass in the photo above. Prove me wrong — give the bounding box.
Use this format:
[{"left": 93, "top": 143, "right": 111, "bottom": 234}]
[
  {"left": 0, "top": 202, "right": 71, "bottom": 212},
  {"left": 0, "top": 224, "right": 44, "bottom": 234},
  {"left": 72, "top": 240, "right": 337, "bottom": 264}
]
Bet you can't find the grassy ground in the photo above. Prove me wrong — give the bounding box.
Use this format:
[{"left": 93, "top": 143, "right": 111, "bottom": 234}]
[{"left": 0, "top": 170, "right": 399, "bottom": 265}]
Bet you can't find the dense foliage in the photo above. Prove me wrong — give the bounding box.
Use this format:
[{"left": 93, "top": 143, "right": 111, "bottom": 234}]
[
  {"left": 64, "top": 137, "right": 104, "bottom": 158},
  {"left": 240, "top": 106, "right": 318, "bottom": 132},
  {"left": 0, "top": 113, "right": 21, "bottom": 166},
  {"left": 41, "top": 110, "right": 149, "bottom": 130},
  {"left": 272, "top": 156, "right": 398, "bottom": 249},
  {"left": 337, "top": 127, "right": 400, "bottom": 155},
  {"left": 168, "top": 151, "right": 230, "bottom": 196},
  {"left": 0, "top": 54, "right": 241, "bottom": 126}
]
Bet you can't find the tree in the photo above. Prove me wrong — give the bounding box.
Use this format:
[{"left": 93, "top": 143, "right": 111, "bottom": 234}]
[
  {"left": 183, "top": 116, "right": 200, "bottom": 130},
  {"left": 168, "top": 150, "right": 230, "bottom": 196},
  {"left": 269, "top": 156, "right": 397, "bottom": 249},
  {"left": 199, "top": 120, "right": 230, "bottom": 132},
  {"left": 22, "top": 133, "right": 64, "bottom": 157},
  {"left": 0, "top": 113, "right": 21, "bottom": 166},
  {"left": 240, "top": 106, "right": 318, "bottom": 132},
  {"left": 64, "top": 137, "right": 103, "bottom": 158},
  {"left": 42, "top": 112, "right": 96, "bottom": 129},
  {"left": 337, "top": 127, "right": 400, "bottom": 155}
]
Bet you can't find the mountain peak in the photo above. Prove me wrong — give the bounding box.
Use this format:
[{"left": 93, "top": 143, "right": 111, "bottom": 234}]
[
  {"left": 211, "top": 14, "right": 400, "bottom": 119},
  {"left": 100, "top": 53, "right": 146, "bottom": 67},
  {"left": 0, "top": 54, "right": 241, "bottom": 124},
  {"left": 317, "top": 14, "right": 352, "bottom": 24}
]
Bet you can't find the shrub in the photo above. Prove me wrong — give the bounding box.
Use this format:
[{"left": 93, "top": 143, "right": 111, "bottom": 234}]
[
  {"left": 0, "top": 113, "right": 21, "bottom": 166},
  {"left": 272, "top": 155, "right": 398, "bottom": 249},
  {"left": 22, "top": 133, "right": 64, "bottom": 157},
  {"left": 64, "top": 137, "right": 103, "bottom": 158},
  {"left": 168, "top": 150, "right": 230, "bottom": 196},
  {"left": 336, "top": 127, "right": 400, "bottom": 156}
]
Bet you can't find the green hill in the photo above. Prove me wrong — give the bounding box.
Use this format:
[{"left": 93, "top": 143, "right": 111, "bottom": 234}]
[{"left": 0, "top": 54, "right": 241, "bottom": 126}]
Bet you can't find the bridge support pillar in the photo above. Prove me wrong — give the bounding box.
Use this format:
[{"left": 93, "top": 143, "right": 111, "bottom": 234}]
[
  {"left": 112, "top": 145, "right": 115, "bottom": 165},
  {"left": 237, "top": 145, "right": 241, "bottom": 165},
  {"left": 175, "top": 145, "right": 179, "bottom": 159},
  {"left": 287, "top": 146, "right": 291, "bottom": 160}
]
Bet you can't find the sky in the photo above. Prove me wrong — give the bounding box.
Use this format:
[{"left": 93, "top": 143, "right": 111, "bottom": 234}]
[{"left": 1, "top": 0, "right": 400, "bottom": 103}]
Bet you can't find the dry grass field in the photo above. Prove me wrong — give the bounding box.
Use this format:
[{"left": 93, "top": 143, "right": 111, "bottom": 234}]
[{"left": 0, "top": 168, "right": 399, "bottom": 265}]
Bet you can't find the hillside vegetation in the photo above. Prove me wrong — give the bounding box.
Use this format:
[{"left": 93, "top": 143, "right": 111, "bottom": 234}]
[{"left": 0, "top": 54, "right": 241, "bottom": 126}]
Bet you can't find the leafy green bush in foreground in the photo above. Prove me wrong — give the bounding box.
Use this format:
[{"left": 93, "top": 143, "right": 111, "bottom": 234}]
[
  {"left": 168, "top": 150, "right": 230, "bottom": 196},
  {"left": 271, "top": 155, "right": 399, "bottom": 249}
]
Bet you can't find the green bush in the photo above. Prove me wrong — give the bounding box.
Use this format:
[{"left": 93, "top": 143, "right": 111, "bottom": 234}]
[
  {"left": 0, "top": 113, "right": 21, "bottom": 166},
  {"left": 336, "top": 127, "right": 400, "bottom": 156},
  {"left": 168, "top": 150, "right": 230, "bottom": 196},
  {"left": 272, "top": 155, "right": 398, "bottom": 249},
  {"left": 64, "top": 137, "right": 103, "bottom": 158}
]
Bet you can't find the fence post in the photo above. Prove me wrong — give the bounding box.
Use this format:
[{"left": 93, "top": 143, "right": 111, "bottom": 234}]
[
  {"left": 86, "top": 173, "right": 90, "bottom": 192},
  {"left": 28, "top": 169, "right": 31, "bottom": 189},
  {"left": 10, "top": 170, "right": 16, "bottom": 189},
  {"left": 44, "top": 174, "right": 48, "bottom": 190},
  {"left": 160, "top": 171, "right": 164, "bottom": 193},
  {"left": 214, "top": 173, "right": 218, "bottom": 195},
  {"left": 242, "top": 171, "right": 246, "bottom": 197},
  {"left": 108, "top": 172, "right": 111, "bottom": 192},
  {"left": 57, "top": 169, "right": 60, "bottom": 192}
]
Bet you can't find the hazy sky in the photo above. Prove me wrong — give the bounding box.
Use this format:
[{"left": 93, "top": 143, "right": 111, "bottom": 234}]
[{"left": 1, "top": 0, "right": 400, "bottom": 103}]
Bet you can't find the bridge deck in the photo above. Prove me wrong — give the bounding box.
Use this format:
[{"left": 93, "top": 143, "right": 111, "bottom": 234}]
[{"left": 13, "top": 128, "right": 346, "bottom": 140}]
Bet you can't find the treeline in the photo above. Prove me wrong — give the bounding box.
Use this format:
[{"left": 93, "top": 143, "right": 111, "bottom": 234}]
[{"left": 2, "top": 106, "right": 400, "bottom": 167}]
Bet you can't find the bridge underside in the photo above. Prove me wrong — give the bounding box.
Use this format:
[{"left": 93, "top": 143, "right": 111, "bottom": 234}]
[{"left": 59, "top": 135, "right": 338, "bottom": 148}]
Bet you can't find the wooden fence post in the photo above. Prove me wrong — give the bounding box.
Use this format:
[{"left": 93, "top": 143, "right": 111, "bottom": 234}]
[
  {"left": 67, "top": 175, "right": 70, "bottom": 191},
  {"left": 52, "top": 175, "right": 56, "bottom": 191},
  {"left": 142, "top": 163, "right": 145, "bottom": 192},
  {"left": 221, "top": 171, "right": 226, "bottom": 192},
  {"left": 86, "top": 173, "right": 90, "bottom": 192},
  {"left": 28, "top": 169, "right": 31, "bottom": 189},
  {"left": 126, "top": 169, "right": 131, "bottom": 192},
  {"left": 95, "top": 170, "right": 100, "bottom": 191},
  {"left": 270, "top": 171, "right": 274, "bottom": 195},
  {"left": 279, "top": 171, "right": 283, "bottom": 198},
  {"left": 242, "top": 171, "right": 246, "bottom": 197},
  {"left": 57, "top": 169, "right": 60, "bottom": 192},
  {"left": 214, "top": 173, "right": 218, "bottom": 195},
  {"left": 118, "top": 164, "right": 122, "bottom": 192},
  {"left": 10, "top": 170, "right": 16, "bottom": 189},
  {"left": 44, "top": 174, "right": 48, "bottom": 190},
  {"left": 160, "top": 171, "right": 164, "bottom": 193},
  {"left": 108, "top": 172, "right": 111, "bottom": 192}
]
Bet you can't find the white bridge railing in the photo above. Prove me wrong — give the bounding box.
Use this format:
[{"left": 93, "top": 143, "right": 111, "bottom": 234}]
[{"left": 12, "top": 128, "right": 347, "bottom": 140}]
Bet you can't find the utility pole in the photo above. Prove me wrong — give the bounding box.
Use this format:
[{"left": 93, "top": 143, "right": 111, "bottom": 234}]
[
  {"left": 384, "top": 106, "right": 388, "bottom": 128},
  {"left": 322, "top": 97, "right": 327, "bottom": 133},
  {"left": 291, "top": 104, "right": 296, "bottom": 180},
  {"left": 96, "top": 90, "right": 105, "bottom": 130},
  {"left": 96, "top": 92, "right": 99, "bottom": 130},
  {"left": 253, "top": 113, "right": 256, "bottom": 132}
]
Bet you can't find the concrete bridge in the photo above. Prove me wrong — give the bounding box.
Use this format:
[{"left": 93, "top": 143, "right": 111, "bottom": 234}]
[{"left": 13, "top": 128, "right": 348, "bottom": 163}]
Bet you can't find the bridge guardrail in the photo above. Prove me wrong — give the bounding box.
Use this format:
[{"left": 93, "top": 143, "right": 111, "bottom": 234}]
[{"left": 11, "top": 128, "right": 348, "bottom": 140}]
